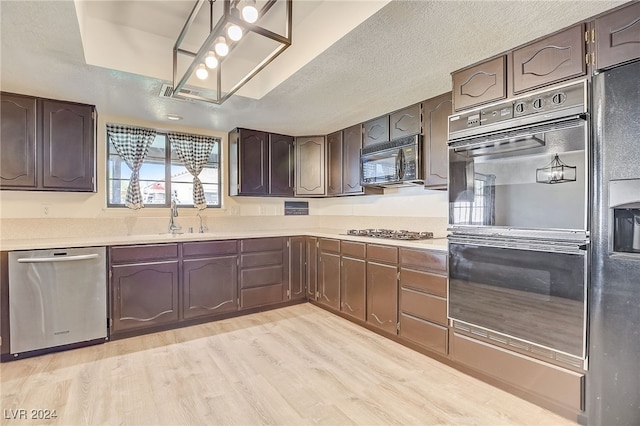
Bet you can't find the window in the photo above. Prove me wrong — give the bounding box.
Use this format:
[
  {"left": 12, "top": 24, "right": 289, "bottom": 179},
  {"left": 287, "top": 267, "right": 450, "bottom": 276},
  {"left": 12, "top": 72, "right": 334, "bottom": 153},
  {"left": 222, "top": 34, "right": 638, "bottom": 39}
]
[{"left": 107, "top": 132, "right": 220, "bottom": 208}]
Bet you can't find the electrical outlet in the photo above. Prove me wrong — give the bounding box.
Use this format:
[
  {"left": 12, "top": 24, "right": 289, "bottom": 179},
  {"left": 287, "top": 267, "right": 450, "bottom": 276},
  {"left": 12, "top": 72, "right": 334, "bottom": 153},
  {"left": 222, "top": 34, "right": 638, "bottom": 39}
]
[
  {"left": 230, "top": 206, "right": 240, "bottom": 216},
  {"left": 259, "top": 206, "right": 267, "bottom": 215},
  {"left": 42, "top": 205, "right": 50, "bottom": 216}
]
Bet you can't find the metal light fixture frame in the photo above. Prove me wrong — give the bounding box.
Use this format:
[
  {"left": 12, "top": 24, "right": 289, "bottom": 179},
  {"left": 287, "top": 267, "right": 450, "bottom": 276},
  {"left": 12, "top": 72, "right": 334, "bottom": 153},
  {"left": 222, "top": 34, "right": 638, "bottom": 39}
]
[{"left": 172, "top": 0, "right": 292, "bottom": 104}]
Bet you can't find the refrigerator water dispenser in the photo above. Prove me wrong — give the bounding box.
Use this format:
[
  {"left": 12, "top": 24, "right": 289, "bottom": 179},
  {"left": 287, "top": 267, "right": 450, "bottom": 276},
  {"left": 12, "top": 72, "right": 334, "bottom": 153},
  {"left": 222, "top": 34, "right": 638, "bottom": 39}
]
[{"left": 610, "top": 179, "right": 640, "bottom": 253}]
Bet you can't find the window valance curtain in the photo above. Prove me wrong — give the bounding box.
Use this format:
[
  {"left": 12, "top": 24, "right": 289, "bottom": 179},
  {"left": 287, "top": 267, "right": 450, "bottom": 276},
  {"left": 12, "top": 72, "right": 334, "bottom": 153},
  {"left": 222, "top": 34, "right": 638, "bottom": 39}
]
[
  {"left": 167, "top": 132, "right": 219, "bottom": 209},
  {"left": 106, "top": 124, "right": 156, "bottom": 209}
]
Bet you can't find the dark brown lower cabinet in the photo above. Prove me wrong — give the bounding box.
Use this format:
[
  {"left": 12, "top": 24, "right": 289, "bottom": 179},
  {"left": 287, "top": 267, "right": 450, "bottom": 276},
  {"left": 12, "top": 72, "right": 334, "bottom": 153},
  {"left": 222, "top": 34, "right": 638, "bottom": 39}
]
[
  {"left": 340, "top": 256, "right": 366, "bottom": 321},
  {"left": 318, "top": 250, "right": 340, "bottom": 310},
  {"left": 111, "top": 260, "right": 179, "bottom": 332},
  {"left": 238, "top": 237, "right": 286, "bottom": 309},
  {"left": 182, "top": 255, "right": 238, "bottom": 320},
  {"left": 288, "top": 236, "right": 306, "bottom": 301},
  {"left": 305, "top": 237, "right": 318, "bottom": 301},
  {"left": 366, "top": 261, "right": 398, "bottom": 334}
]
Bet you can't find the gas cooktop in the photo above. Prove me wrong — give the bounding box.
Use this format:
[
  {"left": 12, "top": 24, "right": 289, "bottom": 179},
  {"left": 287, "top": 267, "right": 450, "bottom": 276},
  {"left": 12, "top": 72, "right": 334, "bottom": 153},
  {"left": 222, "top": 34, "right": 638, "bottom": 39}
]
[{"left": 346, "top": 229, "right": 434, "bottom": 240}]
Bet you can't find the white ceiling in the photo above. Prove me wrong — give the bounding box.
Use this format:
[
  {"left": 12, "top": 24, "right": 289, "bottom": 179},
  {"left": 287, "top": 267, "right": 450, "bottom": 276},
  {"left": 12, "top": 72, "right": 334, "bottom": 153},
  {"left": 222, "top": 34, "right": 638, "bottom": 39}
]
[{"left": 0, "top": 0, "right": 625, "bottom": 136}]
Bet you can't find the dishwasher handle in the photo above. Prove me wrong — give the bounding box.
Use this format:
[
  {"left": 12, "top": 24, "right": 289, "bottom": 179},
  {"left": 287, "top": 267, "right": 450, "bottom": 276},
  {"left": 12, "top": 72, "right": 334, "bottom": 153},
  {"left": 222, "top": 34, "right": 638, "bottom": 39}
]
[{"left": 17, "top": 253, "right": 100, "bottom": 263}]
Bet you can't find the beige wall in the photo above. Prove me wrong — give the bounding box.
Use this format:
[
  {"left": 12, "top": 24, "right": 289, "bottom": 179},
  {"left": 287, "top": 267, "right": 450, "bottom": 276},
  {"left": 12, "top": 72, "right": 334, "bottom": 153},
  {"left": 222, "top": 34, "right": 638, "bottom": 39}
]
[{"left": 0, "top": 113, "right": 448, "bottom": 238}]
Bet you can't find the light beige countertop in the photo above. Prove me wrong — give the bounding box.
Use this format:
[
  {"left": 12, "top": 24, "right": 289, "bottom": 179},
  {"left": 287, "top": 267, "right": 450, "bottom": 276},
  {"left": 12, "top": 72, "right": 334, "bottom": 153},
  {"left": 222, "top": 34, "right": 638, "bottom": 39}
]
[{"left": 0, "top": 228, "right": 448, "bottom": 252}]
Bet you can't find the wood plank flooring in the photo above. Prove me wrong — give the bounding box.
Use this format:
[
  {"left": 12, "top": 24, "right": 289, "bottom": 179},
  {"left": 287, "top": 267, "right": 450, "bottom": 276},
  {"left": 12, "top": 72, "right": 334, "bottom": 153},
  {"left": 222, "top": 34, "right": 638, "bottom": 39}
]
[{"left": 1, "top": 304, "right": 576, "bottom": 425}]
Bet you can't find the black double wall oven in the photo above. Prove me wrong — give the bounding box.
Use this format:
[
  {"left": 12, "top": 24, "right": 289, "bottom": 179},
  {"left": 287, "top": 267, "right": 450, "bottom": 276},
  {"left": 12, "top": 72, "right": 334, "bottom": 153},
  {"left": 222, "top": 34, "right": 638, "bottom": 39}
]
[{"left": 447, "top": 80, "right": 589, "bottom": 370}]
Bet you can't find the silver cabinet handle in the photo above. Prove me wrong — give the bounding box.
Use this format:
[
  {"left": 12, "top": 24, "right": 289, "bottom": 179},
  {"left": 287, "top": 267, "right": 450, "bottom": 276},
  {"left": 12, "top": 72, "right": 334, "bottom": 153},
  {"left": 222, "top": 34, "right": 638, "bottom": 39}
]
[{"left": 17, "top": 254, "right": 99, "bottom": 263}]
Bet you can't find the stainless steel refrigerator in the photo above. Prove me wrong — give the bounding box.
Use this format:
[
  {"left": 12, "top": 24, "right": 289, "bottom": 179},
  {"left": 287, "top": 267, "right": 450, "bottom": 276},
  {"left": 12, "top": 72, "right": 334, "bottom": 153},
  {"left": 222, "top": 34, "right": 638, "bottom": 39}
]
[{"left": 588, "top": 58, "right": 640, "bottom": 425}]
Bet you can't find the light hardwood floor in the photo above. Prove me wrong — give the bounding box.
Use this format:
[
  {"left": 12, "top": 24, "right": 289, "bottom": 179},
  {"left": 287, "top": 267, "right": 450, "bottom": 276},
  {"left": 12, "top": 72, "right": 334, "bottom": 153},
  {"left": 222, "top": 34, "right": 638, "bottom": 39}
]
[{"left": 1, "top": 304, "right": 576, "bottom": 425}]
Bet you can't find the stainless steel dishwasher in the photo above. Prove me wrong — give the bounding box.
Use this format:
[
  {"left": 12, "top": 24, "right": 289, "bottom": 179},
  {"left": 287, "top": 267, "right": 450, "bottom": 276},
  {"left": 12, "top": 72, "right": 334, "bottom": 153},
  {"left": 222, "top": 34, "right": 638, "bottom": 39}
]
[{"left": 8, "top": 247, "right": 107, "bottom": 357}]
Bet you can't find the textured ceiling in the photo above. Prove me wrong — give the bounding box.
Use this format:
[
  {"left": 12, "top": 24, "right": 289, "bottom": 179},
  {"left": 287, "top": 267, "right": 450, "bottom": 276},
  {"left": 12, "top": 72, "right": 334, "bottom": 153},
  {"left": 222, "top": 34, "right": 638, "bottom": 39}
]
[{"left": 0, "top": 0, "right": 625, "bottom": 136}]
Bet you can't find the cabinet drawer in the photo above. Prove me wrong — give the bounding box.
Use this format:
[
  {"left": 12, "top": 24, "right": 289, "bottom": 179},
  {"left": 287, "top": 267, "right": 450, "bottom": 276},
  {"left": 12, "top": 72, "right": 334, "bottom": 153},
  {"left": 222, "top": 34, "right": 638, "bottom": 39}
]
[
  {"left": 240, "top": 237, "right": 283, "bottom": 253},
  {"left": 240, "top": 283, "right": 284, "bottom": 309},
  {"left": 451, "top": 333, "right": 584, "bottom": 412},
  {"left": 183, "top": 240, "right": 237, "bottom": 257},
  {"left": 512, "top": 24, "right": 586, "bottom": 94},
  {"left": 367, "top": 244, "right": 398, "bottom": 264},
  {"left": 399, "top": 248, "right": 446, "bottom": 274},
  {"left": 390, "top": 103, "right": 422, "bottom": 140},
  {"left": 453, "top": 55, "right": 506, "bottom": 111},
  {"left": 241, "top": 251, "right": 283, "bottom": 268},
  {"left": 400, "top": 268, "right": 447, "bottom": 297},
  {"left": 319, "top": 238, "right": 340, "bottom": 254},
  {"left": 110, "top": 244, "right": 179, "bottom": 263},
  {"left": 399, "top": 313, "right": 448, "bottom": 355},
  {"left": 400, "top": 288, "right": 447, "bottom": 325},
  {"left": 239, "top": 265, "right": 283, "bottom": 289},
  {"left": 341, "top": 241, "right": 366, "bottom": 258}
]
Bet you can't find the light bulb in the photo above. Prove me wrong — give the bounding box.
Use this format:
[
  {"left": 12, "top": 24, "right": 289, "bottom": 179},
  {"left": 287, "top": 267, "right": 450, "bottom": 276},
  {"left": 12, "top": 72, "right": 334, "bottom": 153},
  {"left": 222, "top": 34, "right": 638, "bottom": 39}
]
[
  {"left": 205, "top": 51, "right": 218, "bottom": 69},
  {"left": 242, "top": 0, "right": 258, "bottom": 23},
  {"left": 227, "top": 24, "right": 243, "bottom": 41},
  {"left": 214, "top": 36, "right": 229, "bottom": 57},
  {"left": 195, "top": 63, "right": 208, "bottom": 80}
]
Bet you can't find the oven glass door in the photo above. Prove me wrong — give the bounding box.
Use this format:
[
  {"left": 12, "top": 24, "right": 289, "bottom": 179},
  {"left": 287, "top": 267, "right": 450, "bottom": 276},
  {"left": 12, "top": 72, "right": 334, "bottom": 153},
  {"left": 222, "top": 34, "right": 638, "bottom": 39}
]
[
  {"left": 449, "top": 240, "right": 586, "bottom": 358},
  {"left": 361, "top": 148, "right": 400, "bottom": 184},
  {"left": 448, "top": 121, "right": 587, "bottom": 232}
]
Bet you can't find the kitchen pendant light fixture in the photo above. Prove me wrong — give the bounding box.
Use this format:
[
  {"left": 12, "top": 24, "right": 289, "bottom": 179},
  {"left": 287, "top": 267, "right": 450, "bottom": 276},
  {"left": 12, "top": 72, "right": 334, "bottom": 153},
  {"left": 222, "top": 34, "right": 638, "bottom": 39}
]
[
  {"left": 536, "top": 153, "right": 577, "bottom": 184},
  {"left": 172, "top": 0, "right": 292, "bottom": 104}
]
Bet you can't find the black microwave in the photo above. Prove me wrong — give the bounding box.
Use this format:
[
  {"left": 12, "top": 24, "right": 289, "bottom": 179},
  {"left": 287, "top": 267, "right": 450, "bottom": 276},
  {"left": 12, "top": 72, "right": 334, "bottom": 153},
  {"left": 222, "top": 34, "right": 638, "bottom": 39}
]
[{"left": 360, "top": 135, "right": 422, "bottom": 187}]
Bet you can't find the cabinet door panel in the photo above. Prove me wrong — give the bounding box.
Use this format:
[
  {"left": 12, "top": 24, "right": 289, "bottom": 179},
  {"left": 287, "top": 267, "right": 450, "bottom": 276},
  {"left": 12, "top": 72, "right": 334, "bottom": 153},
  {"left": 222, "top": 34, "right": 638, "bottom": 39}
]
[
  {"left": 453, "top": 56, "right": 506, "bottom": 111},
  {"left": 327, "top": 131, "right": 343, "bottom": 196},
  {"left": 363, "top": 115, "right": 390, "bottom": 147},
  {"left": 422, "top": 93, "right": 452, "bottom": 188},
  {"left": 306, "top": 237, "right": 318, "bottom": 300},
  {"left": 512, "top": 24, "right": 586, "bottom": 94},
  {"left": 366, "top": 262, "right": 398, "bottom": 334},
  {"left": 595, "top": 2, "right": 640, "bottom": 70},
  {"left": 239, "top": 129, "right": 268, "bottom": 195},
  {"left": 41, "top": 99, "right": 95, "bottom": 191},
  {"left": 0, "top": 93, "right": 37, "bottom": 188},
  {"left": 342, "top": 124, "right": 363, "bottom": 194},
  {"left": 341, "top": 257, "right": 366, "bottom": 321},
  {"left": 183, "top": 256, "right": 238, "bottom": 319},
  {"left": 288, "top": 236, "right": 306, "bottom": 301},
  {"left": 390, "top": 104, "right": 421, "bottom": 140},
  {"left": 112, "top": 261, "right": 179, "bottom": 332},
  {"left": 295, "top": 136, "right": 326, "bottom": 196},
  {"left": 318, "top": 251, "right": 340, "bottom": 310},
  {"left": 269, "top": 133, "right": 294, "bottom": 196}
]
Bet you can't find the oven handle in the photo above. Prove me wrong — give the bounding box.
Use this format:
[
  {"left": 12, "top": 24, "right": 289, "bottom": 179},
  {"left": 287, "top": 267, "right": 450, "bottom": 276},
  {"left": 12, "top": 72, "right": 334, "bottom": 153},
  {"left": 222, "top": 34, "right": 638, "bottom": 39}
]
[{"left": 448, "top": 236, "right": 588, "bottom": 255}]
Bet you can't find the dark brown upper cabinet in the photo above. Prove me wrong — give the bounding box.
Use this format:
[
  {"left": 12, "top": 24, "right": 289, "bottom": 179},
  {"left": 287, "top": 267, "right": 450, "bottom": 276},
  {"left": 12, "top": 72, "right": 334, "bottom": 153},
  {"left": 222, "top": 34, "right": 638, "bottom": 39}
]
[
  {"left": 269, "top": 133, "right": 295, "bottom": 196},
  {"left": 342, "top": 123, "right": 363, "bottom": 195},
  {"left": 228, "top": 128, "right": 294, "bottom": 196},
  {"left": 0, "top": 93, "right": 96, "bottom": 192},
  {"left": 390, "top": 103, "right": 422, "bottom": 140},
  {"left": 422, "top": 92, "right": 452, "bottom": 189},
  {"left": 363, "top": 115, "right": 390, "bottom": 147},
  {"left": 295, "top": 135, "right": 326, "bottom": 196},
  {"left": 0, "top": 93, "right": 36, "bottom": 188},
  {"left": 511, "top": 24, "right": 586, "bottom": 95},
  {"left": 593, "top": 2, "right": 640, "bottom": 71},
  {"left": 326, "top": 130, "right": 343, "bottom": 196},
  {"left": 452, "top": 56, "right": 506, "bottom": 111}
]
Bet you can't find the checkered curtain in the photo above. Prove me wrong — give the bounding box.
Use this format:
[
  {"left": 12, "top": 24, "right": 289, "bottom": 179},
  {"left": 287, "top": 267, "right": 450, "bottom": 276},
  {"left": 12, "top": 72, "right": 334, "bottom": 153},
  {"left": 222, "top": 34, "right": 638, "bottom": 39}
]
[
  {"left": 106, "top": 124, "right": 156, "bottom": 209},
  {"left": 168, "top": 132, "right": 218, "bottom": 209}
]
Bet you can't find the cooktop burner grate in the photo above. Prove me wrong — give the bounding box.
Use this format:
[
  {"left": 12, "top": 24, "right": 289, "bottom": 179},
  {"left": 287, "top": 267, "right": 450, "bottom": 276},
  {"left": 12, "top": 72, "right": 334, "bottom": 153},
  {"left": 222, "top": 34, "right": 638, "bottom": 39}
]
[{"left": 346, "top": 229, "right": 434, "bottom": 240}]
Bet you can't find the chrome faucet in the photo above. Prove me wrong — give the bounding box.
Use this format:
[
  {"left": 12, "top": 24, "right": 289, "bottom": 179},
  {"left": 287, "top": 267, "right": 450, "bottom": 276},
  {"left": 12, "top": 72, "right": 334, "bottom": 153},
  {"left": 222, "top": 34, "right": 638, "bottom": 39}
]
[
  {"left": 197, "top": 211, "right": 208, "bottom": 233},
  {"left": 168, "top": 200, "right": 182, "bottom": 234}
]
